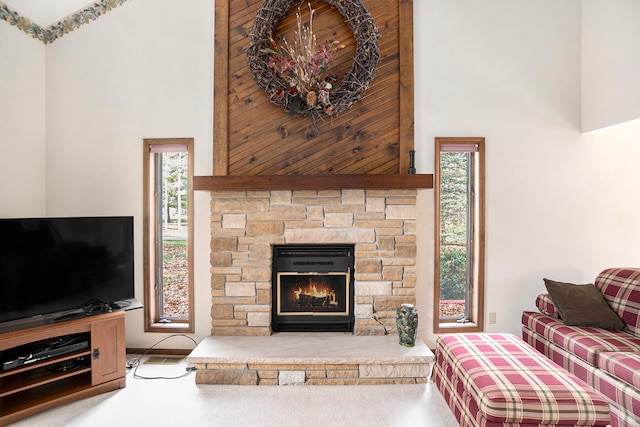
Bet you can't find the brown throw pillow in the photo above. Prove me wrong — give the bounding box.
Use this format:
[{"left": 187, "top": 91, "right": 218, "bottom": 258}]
[{"left": 543, "top": 278, "right": 625, "bottom": 330}]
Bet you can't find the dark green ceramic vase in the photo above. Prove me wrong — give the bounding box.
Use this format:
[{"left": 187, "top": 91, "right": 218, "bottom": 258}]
[{"left": 396, "top": 303, "right": 418, "bottom": 347}]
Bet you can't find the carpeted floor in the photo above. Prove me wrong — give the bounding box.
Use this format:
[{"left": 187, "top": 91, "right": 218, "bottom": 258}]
[{"left": 10, "top": 355, "right": 458, "bottom": 427}]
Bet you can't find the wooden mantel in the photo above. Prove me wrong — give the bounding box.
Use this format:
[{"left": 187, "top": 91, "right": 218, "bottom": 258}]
[{"left": 193, "top": 174, "right": 433, "bottom": 191}]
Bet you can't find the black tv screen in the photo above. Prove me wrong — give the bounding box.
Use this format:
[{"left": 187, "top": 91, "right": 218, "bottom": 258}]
[{"left": 0, "top": 216, "right": 135, "bottom": 324}]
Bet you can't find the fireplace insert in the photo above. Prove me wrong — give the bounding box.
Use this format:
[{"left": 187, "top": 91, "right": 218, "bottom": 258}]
[{"left": 272, "top": 245, "right": 355, "bottom": 332}]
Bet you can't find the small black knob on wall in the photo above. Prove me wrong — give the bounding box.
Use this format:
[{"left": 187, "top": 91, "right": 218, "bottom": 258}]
[{"left": 93, "top": 348, "right": 100, "bottom": 360}]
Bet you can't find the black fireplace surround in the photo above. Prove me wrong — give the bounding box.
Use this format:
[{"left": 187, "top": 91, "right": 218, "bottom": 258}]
[{"left": 271, "top": 245, "right": 355, "bottom": 332}]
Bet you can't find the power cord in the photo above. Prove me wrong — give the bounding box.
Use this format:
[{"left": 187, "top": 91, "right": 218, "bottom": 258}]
[
  {"left": 46, "top": 299, "right": 112, "bottom": 323},
  {"left": 127, "top": 334, "right": 198, "bottom": 380}
]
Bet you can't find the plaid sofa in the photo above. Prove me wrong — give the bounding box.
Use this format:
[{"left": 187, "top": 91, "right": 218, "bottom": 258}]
[
  {"left": 522, "top": 267, "right": 640, "bottom": 427},
  {"left": 433, "top": 333, "right": 610, "bottom": 426}
]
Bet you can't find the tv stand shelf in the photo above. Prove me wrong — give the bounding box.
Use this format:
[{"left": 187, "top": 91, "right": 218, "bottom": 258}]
[{"left": 0, "top": 311, "right": 126, "bottom": 426}]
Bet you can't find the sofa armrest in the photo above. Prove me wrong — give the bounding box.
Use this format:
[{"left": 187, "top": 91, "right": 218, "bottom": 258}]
[{"left": 536, "top": 293, "right": 560, "bottom": 319}]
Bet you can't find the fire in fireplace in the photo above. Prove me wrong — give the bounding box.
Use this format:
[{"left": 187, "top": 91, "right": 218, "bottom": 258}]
[
  {"left": 277, "top": 272, "right": 349, "bottom": 314},
  {"left": 272, "top": 245, "right": 355, "bottom": 332}
]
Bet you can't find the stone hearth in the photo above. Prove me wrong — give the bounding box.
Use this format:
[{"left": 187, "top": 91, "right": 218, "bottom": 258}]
[
  {"left": 187, "top": 333, "right": 433, "bottom": 385},
  {"left": 208, "top": 189, "right": 418, "bottom": 336}
]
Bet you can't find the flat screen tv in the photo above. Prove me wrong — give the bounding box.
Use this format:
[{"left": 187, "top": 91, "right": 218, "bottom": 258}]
[{"left": 0, "top": 216, "right": 135, "bottom": 325}]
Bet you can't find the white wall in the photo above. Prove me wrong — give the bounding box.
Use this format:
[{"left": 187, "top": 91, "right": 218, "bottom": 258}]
[
  {"left": 0, "top": 23, "right": 46, "bottom": 217},
  {"left": 44, "top": 0, "right": 213, "bottom": 349},
  {"left": 582, "top": 0, "right": 640, "bottom": 132},
  {"left": 415, "top": 0, "right": 640, "bottom": 347},
  {"left": 416, "top": 0, "right": 587, "bottom": 344},
  {"left": 581, "top": 120, "right": 640, "bottom": 271}
]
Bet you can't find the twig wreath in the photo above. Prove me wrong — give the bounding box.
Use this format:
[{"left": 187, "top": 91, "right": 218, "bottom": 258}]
[{"left": 247, "top": 0, "right": 380, "bottom": 126}]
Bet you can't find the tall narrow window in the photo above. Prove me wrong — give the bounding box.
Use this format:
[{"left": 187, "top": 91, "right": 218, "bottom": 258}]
[
  {"left": 143, "top": 138, "right": 194, "bottom": 332},
  {"left": 434, "top": 137, "right": 485, "bottom": 333}
]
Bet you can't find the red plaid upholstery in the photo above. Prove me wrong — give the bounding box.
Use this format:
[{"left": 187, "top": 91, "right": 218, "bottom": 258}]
[
  {"left": 433, "top": 368, "right": 553, "bottom": 427},
  {"left": 589, "top": 361, "right": 640, "bottom": 427},
  {"left": 536, "top": 293, "right": 560, "bottom": 319},
  {"left": 524, "top": 327, "right": 640, "bottom": 427},
  {"left": 595, "top": 268, "right": 640, "bottom": 336},
  {"left": 522, "top": 327, "right": 598, "bottom": 381},
  {"left": 609, "top": 404, "right": 640, "bottom": 427},
  {"left": 523, "top": 268, "right": 640, "bottom": 426},
  {"left": 434, "top": 333, "right": 610, "bottom": 426},
  {"left": 522, "top": 311, "right": 640, "bottom": 365},
  {"left": 598, "top": 352, "right": 640, "bottom": 390}
]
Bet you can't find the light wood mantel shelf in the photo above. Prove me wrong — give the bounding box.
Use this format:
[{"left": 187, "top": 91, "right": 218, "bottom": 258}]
[{"left": 193, "top": 174, "right": 433, "bottom": 191}]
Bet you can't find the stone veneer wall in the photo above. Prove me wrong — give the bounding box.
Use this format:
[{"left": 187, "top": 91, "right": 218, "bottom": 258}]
[
  {"left": 209, "top": 189, "right": 417, "bottom": 336},
  {"left": 195, "top": 361, "right": 429, "bottom": 385}
]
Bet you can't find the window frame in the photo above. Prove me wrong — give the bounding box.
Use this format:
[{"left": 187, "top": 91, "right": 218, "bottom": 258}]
[
  {"left": 434, "top": 137, "right": 485, "bottom": 334},
  {"left": 143, "top": 138, "right": 195, "bottom": 333}
]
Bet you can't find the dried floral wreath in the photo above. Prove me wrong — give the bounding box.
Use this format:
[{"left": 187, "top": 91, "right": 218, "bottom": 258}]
[{"left": 247, "top": 0, "right": 380, "bottom": 122}]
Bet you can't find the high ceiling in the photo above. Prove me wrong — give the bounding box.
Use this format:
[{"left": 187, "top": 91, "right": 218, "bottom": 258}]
[{"left": 2, "top": 0, "right": 95, "bottom": 27}]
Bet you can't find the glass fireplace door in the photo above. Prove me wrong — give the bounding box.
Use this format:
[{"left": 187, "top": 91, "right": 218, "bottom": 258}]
[
  {"left": 276, "top": 272, "right": 350, "bottom": 316},
  {"left": 272, "top": 245, "right": 355, "bottom": 332}
]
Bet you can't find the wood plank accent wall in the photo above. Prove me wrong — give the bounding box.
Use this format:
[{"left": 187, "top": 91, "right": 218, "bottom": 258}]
[{"left": 214, "top": 0, "right": 414, "bottom": 177}]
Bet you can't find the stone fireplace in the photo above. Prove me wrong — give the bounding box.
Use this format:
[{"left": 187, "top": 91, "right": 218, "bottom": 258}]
[
  {"left": 209, "top": 188, "right": 417, "bottom": 336},
  {"left": 189, "top": 0, "right": 432, "bottom": 384}
]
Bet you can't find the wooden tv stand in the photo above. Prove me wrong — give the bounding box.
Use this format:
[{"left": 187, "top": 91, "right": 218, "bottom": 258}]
[{"left": 0, "top": 311, "right": 126, "bottom": 426}]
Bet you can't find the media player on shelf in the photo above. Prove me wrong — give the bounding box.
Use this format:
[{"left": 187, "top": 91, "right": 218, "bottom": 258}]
[{"left": 2, "top": 334, "right": 89, "bottom": 371}]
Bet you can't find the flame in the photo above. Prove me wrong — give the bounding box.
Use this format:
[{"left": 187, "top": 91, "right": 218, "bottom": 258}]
[{"left": 293, "top": 278, "right": 339, "bottom": 306}]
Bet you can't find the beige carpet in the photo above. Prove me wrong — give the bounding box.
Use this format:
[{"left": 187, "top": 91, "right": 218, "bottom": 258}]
[{"left": 11, "top": 355, "right": 458, "bottom": 427}]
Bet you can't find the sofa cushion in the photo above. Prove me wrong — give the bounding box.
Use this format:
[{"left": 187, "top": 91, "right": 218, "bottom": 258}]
[
  {"left": 536, "top": 293, "right": 560, "bottom": 319},
  {"left": 544, "top": 279, "right": 625, "bottom": 330},
  {"left": 595, "top": 268, "right": 640, "bottom": 335},
  {"left": 588, "top": 355, "right": 640, "bottom": 425},
  {"left": 598, "top": 352, "right": 640, "bottom": 390},
  {"left": 522, "top": 311, "right": 640, "bottom": 366},
  {"left": 523, "top": 326, "right": 640, "bottom": 427}
]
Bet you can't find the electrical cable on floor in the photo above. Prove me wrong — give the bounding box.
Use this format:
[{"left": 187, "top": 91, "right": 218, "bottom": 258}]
[{"left": 127, "top": 334, "right": 198, "bottom": 380}]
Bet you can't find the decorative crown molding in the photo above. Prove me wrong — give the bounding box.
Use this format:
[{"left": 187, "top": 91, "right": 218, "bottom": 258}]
[{"left": 0, "top": 0, "right": 129, "bottom": 44}]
